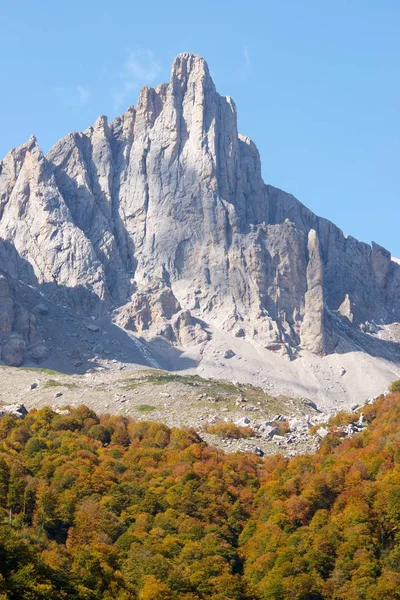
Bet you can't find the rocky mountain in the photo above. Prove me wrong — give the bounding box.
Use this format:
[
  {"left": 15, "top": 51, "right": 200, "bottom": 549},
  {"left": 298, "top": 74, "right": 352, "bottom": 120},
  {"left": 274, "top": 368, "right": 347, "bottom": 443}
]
[{"left": 0, "top": 52, "right": 399, "bottom": 405}]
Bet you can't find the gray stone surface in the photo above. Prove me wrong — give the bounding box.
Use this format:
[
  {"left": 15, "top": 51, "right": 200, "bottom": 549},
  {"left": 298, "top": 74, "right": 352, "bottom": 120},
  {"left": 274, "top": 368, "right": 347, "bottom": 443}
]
[
  {"left": 0, "top": 403, "right": 28, "bottom": 419},
  {"left": 0, "top": 52, "right": 399, "bottom": 366},
  {"left": 1, "top": 334, "right": 25, "bottom": 367},
  {"left": 0, "top": 271, "right": 48, "bottom": 365}
]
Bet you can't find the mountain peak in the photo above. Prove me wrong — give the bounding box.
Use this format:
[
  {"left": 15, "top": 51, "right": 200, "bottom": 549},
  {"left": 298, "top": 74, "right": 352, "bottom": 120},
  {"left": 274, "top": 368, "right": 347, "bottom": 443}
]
[
  {"left": 0, "top": 53, "right": 399, "bottom": 406},
  {"left": 170, "top": 52, "right": 214, "bottom": 90}
]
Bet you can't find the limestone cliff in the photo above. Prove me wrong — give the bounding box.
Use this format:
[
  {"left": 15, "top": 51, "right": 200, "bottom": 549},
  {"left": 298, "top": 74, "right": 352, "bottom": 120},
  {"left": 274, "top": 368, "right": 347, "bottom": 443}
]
[{"left": 0, "top": 52, "right": 399, "bottom": 364}]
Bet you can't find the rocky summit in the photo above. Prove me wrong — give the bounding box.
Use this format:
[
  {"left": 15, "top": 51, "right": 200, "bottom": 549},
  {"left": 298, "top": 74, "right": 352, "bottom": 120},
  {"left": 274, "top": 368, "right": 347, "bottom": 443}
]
[{"left": 0, "top": 52, "right": 399, "bottom": 407}]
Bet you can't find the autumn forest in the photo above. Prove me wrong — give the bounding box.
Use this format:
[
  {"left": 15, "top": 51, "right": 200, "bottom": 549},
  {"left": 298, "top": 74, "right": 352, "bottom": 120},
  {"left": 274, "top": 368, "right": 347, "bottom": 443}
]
[{"left": 1, "top": 391, "right": 400, "bottom": 599}]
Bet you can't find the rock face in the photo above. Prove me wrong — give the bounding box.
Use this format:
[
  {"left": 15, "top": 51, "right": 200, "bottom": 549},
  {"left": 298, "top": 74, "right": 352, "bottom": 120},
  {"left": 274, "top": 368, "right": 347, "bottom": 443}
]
[
  {"left": 300, "top": 229, "right": 335, "bottom": 355},
  {"left": 0, "top": 52, "right": 399, "bottom": 363},
  {"left": 0, "top": 271, "right": 48, "bottom": 366}
]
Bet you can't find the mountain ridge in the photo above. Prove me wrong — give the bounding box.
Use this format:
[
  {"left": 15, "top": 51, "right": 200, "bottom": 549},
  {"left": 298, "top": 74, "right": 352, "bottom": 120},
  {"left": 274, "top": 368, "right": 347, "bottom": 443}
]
[{"left": 0, "top": 52, "right": 399, "bottom": 405}]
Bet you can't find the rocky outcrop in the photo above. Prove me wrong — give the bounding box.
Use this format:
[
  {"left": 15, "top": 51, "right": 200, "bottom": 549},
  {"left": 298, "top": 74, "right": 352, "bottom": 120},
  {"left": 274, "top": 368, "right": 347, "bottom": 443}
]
[
  {"left": 0, "top": 52, "right": 399, "bottom": 362},
  {"left": 115, "top": 284, "right": 209, "bottom": 347},
  {"left": 0, "top": 403, "right": 28, "bottom": 419},
  {"left": 116, "top": 285, "right": 182, "bottom": 334},
  {"left": 0, "top": 137, "right": 108, "bottom": 314},
  {"left": 300, "top": 230, "right": 336, "bottom": 355},
  {"left": 0, "top": 274, "right": 13, "bottom": 339},
  {"left": 0, "top": 271, "right": 48, "bottom": 366}
]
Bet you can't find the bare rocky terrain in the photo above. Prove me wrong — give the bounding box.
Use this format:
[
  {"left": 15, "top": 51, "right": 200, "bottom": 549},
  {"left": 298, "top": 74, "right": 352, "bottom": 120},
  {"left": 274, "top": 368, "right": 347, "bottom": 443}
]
[
  {"left": 0, "top": 349, "right": 389, "bottom": 458},
  {"left": 0, "top": 364, "right": 337, "bottom": 456}
]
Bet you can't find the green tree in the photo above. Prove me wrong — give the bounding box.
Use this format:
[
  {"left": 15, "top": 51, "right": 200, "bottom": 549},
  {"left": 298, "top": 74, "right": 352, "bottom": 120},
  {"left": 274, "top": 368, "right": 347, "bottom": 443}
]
[{"left": 0, "top": 458, "right": 9, "bottom": 509}]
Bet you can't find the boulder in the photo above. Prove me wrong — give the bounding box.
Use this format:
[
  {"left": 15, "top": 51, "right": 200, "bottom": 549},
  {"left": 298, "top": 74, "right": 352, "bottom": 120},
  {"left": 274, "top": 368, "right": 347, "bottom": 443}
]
[
  {"left": 28, "top": 343, "right": 49, "bottom": 363},
  {"left": 266, "top": 426, "right": 281, "bottom": 439},
  {"left": 34, "top": 302, "right": 49, "bottom": 315},
  {"left": 235, "top": 417, "right": 251, "bottom": 427},
  {"left": 316, "top": 427, "right": 329, "bottom": 439},
  {"left": 0, "top": 403, "right": 28, "bottom": 419},
  {"left": 1, "top": 335, "right": 25, "bottom": 366}
]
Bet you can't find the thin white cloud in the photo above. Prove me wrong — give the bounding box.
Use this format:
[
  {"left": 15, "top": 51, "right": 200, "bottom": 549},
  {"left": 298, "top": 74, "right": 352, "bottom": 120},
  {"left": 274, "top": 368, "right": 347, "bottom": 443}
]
[
  {"left": 243, "top": 45, "right": 251, "bottom": 67},
  {"left": 233, "top": 45, "right": 253, "bottom": 81},
  {"left": 77, "top": 85, "right": 91, "bottom": 105},
  {"left": 53, "top": 84, "right": 92, "bottom": 107},
  {"left": 112, "top": 48, "right": 161, "bottom": 111}
]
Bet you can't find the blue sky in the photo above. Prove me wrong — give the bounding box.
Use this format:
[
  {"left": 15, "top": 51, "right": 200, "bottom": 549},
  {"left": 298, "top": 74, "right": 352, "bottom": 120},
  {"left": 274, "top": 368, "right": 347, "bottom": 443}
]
[{"left": 1, "top": 0, "right": 399, "bottom": 255}]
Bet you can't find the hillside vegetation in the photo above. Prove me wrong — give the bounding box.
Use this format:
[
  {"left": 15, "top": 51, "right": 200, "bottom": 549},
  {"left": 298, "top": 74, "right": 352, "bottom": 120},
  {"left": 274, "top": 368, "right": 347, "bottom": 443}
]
[{"left": 0, "top": 391, "right": 400, "bottom": 599}]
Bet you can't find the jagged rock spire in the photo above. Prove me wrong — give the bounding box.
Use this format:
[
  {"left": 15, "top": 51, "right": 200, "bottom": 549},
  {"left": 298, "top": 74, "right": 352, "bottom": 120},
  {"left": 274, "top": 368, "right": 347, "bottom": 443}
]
[{"left": 0, "top": 53, "right": 399, "bottom": 363}]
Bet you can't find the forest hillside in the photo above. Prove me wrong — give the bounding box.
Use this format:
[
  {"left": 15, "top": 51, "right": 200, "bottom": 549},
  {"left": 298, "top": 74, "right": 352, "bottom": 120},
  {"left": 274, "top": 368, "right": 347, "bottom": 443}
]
[{"left": 0, "top": 390, "right": 400, "bottom": 599}]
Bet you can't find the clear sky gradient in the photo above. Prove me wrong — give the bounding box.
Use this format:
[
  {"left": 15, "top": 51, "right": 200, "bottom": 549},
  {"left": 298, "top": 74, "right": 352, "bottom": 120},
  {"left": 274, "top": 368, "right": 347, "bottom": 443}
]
[{"left": 1, "top": 1, "right": 399, "bottom": 254}]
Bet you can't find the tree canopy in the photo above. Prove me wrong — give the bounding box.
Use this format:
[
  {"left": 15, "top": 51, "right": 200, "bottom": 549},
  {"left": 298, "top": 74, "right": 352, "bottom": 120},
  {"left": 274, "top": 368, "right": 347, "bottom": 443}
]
[{"left": 0, "top": 392, "right": 400, "bottom": 599}]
